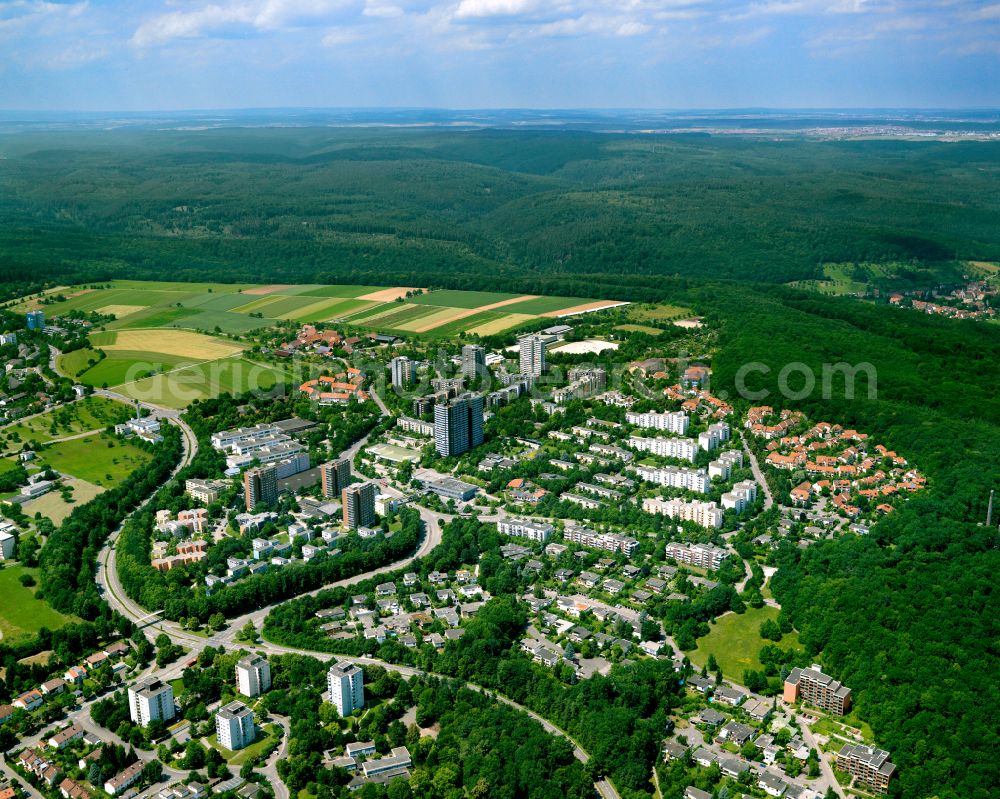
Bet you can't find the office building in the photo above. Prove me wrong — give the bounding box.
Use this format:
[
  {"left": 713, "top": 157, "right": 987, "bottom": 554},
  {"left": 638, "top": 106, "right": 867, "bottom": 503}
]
[
  {"left": 342, "top": 481, "right": 377, "bottom": 529},
  {"left": 389, "top": 356, "right": 415, "bottom": 388},
  {"left": 835, "top": 744, "right": 895, "bottom": 794},
  {"left": 320, "top": 458, "right": 352, "bottom": 499},
  {"left": 328, "top": 661, "right": 364, "bottom": 717},
  {"left": 128, "top": 678, "right": 174, "bottom": 727},
  {"left": 243, "top": 466, "right": 278, "bottom": 511},
  {"left": 235, "top": 655, "right": 271, "bottom": 698},
  {"left": 518, "top": 334, "right": 546, "bottom": 377},
  {"left": 433, "top": 393, "right": 484, "bottom": 456},
  {"left": 216, "top": 701, "right": 255, "bottom": 750},
  {"left": 783, "top": 665, "right": 852, "bottom": 715},
  {"left": 26, "top": 310, "right": 45, "bottom": 330},
  {"left": 461, "top": 344, "right": 486, "bottom": 381}
]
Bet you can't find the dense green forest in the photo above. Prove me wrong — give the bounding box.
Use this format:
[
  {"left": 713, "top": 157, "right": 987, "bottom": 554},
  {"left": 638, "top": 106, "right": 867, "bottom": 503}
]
[{"left": 1, "top": 129, "right": 999, "bottom": 291}]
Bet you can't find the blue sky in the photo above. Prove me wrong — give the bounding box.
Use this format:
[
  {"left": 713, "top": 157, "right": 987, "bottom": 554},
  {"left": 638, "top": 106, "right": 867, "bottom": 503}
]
[{"left": 1, "top": 0, "right": 999, "bottom": 110}]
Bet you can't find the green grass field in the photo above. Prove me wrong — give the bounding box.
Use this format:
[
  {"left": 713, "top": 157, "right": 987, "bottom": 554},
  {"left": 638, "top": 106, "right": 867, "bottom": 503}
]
[
  {"left": 298, "top": 285, "right": 386, "bottom": 298},
  {"left": 0, "top": 396, "right": 133, "bottom": 450},
  {"left": 117, "top": 356, "right": 288, "bottom": 409},
  {"left": 614, "top": 323, "right": 664, "bottom": 336},
  {"left": 21, "top": 477, "right": 105, "bottom": 525},
  {"left": 73, "top": 351, "right": 198, "bottom": 388},
  {"left": 408, "top": 289, "right": 522, "bottom": 308},
  {"left": 497, "top": 295, "right": 598, "bottom": 314},
  {"left": 0, "top": 457, "right": 21, "bottom": 476},
  {"left": 684, "top": 606, "right": 801, "bottom": 680},
  {"left": 626, "top": 303, "right": 693, "bottom": 322},
  {"left": 0, "top": 565, "right": 79, "bottom": 643},
  {"left": 36, "top": 432, "right": 153, "bottom": 487}
]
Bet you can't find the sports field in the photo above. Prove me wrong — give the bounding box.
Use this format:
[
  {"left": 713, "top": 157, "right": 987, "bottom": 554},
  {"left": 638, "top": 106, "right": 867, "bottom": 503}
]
[{"left": 0, "top": 565, "right": 79, "bottom": 643}]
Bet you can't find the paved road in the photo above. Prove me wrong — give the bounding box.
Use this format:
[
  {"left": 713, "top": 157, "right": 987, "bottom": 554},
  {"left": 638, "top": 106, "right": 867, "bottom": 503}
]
[{"left": 740, "top": 430, "right": 774, "bottom": 510}]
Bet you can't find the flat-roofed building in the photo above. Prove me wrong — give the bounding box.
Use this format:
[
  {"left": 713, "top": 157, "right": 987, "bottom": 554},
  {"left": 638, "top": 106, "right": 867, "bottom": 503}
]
[
  {"left": 236, "top": 655, "right": 271, "bottom": 698},
  {"left": 128, "top": 678, "right": 174, "bottom": 727},
  {"left": 216, "top": 701, "right": 255, "bottom": 750},
  {"left": 783, "top": 664, "right": 852, "bottom": 715},
  {"left": 836, "top": 744, "right": 895, "bottom": 794},
  {"left": 328, "top": 661, "right": 364, "bottom": 717}
]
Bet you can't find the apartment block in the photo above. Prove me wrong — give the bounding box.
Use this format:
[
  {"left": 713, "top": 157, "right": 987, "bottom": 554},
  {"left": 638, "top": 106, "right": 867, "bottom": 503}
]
[
  {"left": 243, "top": 465, "right": 278, "bottom": 511},
  {"left": 433, "top": 393, "right": 484, "bottom": 456},
  {"left": 128, "top": 678, "right": 174, "bottom": 727},
  {"left": 389, "top": 356, "right": 416, "bottom": 388},
  {"left": 783, "top": 664, "right": 852, "bottom": 715},
  {"left": 320, "top": 458, "right": 352, "bottom": 499},
  {"left": 664, "top": 541, "right": 730, "bottom": 570},
  {"left": 634, "top": 464, "right": 710, "bottom": 493},
  {"left": 626, "top": 410, "right": 690, "bottom": 435},
  {"left": 836, "top": 744, "right": 896, "bottom": 794},
  {"left": 708, "top": 450, "right": 744, "bottom": 480},
  {"left": 629, "top": 435, "right": 700, "bottom": 463},
  {"left": 518, "top": 334, "right": 547, "bottom": 377},
  {"left": 235, "top": 654, "right": 271, "bottom": 698},
  {"left": 697, "top": 422, "right": 731, "bottom": 451},
  {"left": 461, "top": 344, "right": 486, "bottom": 380},
  {"left": 563, "top": 524, "right": 639, "bottom": 556},
  {"left": 342, "top": 482, "right": 377, "bottom": 529},
  {"left": 721, "top": 479, "right": 758, "bottom": 513},
  {"left": 216, "top": 701, "right": 255, "bottom": 750},
  {"left": 643, "top": 497, "right": 724, "bottom": 529},
  {"left": 497, "top": 518, "right": 554, "bottom": 543},
  {"left": 328, "top": 661, "right": 364, "bottom": 717}
]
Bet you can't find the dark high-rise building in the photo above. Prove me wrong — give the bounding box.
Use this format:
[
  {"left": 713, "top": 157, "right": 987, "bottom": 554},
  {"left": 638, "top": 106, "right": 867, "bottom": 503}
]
[
  {"left": 461, "top": 344, "right": 486, "bottom": 381},
  {"left": 342, "top": 481, "right": 377, "bottom": 529},
  {"left": 434, "top": 393, "right": 484, "bottom": 456},
  {"left": 320, "top": 458, "right": 352, "bottom": 499},
  {"left": 243, "top": 466, "right": 278, "bottom": 510}
]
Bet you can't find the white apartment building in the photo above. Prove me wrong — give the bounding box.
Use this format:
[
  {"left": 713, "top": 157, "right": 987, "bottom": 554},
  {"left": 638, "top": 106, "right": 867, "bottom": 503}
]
[
  {"left": 629, "top": 436, "right": 700, "bottom": 463},
  {"left": 236, "top": 654, "right": 272, "bottom": 698},
  {"left": 497, "top": 518, "right": 554, "bottom": 543},
  {"left": 128, "top": 678, "right": 175, "bottom": 727},
  {"left": 563, "top": 524, "right": 640, "bottom": 556},
  {"left": 626, "top": 410, "right": 690, "bottom": 435},
  {"left": 328, "top": 661, "right": 364, "bottom": 717},
  {"left": 518, "top": 334, "right": 547, "bottom": 377},
  {"left": 721, "top": 480, "right": 759, "bottom": 513},
  {"left": 698, "top": 422, "right": 731, "bottom": 451},
  {"left": 642, "top": 497, "right": 724, "bottom": 529},
  {"left": 665, "top": 541, "right": 730, "bottom": 570},
  {"left": 216, "top": 701, "right": 256, "bottom": 750},
  {"left": 708, "top": 450, "right": 744, "bottom": 480},
  {"left": 633, "top": 464, "right": 710, "bottom": 493}
]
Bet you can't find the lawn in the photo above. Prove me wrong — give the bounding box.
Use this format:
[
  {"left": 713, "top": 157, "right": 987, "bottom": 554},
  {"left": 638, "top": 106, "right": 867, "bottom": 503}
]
[
  {"left": 627, "top": 303, "right": 694, "bottom": 322},
  {"left": 684, "top": 606, "right": 801, "bottom": 680},
  {"left": 204, "top": 722, "right": 281, "bottom": 766},
  {"left": 36, "top": 432, "right": 153, "bottom": 488},
  {"left": 614, "top": 323, "right": 664, "bottom": 336},
  {"left": 21, "top": 477, "right": 105, "bottom": 524},
  {"left": 75, "top": 351, "right": 198, "bottom": 388},
  {"left": 0, "top": 565, "right": 78, "bottom": 643},
  {"left": 0, "top": 396, "right": 133, "bottom": 450},
  {"left": 117, "top": 356, "right": 288, "bottom": 409}
]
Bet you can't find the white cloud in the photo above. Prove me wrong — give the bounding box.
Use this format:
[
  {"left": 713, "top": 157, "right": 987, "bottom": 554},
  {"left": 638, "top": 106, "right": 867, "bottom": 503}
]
[
  {"left": 364, "top": 2, "right": 404, "bottom": 18},
  {"left": 132, "top": 0, "right": 352, "bottom": 46},
  {"left": 454, "top": 0, "right": 539, "bottom": 20}
]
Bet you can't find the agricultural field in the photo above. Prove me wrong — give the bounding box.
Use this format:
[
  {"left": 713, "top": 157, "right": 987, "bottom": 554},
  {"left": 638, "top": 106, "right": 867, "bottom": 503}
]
[
  {"left": 0, "top": 396, "right": 133, "bottom": 452},
  {"left": 35, "top": 432, "right": 153, "bottom": 488},
  {"left": 684, "top": 605, "right": 801, "bottom": 680},
  {"left": 614, "top": 323, "right": 663, "bottom": 336},
  {"left": 26, "top": 279, "right": 625, "bottom": 344},
  {"left": 0, "top": 565, "right": 79, "bottom": 643}
]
